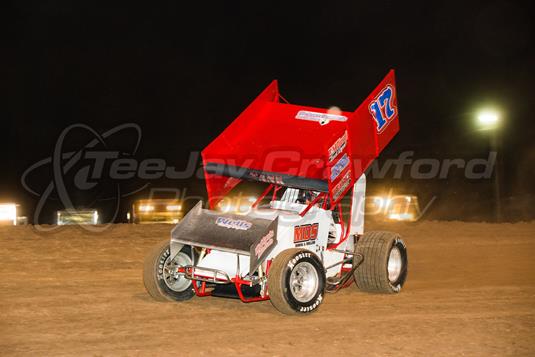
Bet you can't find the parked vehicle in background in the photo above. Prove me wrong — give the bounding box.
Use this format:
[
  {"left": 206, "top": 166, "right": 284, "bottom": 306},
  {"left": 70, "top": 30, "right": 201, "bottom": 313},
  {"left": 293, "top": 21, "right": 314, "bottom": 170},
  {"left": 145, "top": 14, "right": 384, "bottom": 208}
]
[
  {"left": 16, "top": 216, "right": 28, "bottom": 225},
  {"left": 366, "top": 194, "right": 421, "bottom": 222},
  {"left": 130, "top": 199, "right": 183, "bottom": 224},
  {"left": 57, "top": 209, "right": 99, "bottom": 225}
]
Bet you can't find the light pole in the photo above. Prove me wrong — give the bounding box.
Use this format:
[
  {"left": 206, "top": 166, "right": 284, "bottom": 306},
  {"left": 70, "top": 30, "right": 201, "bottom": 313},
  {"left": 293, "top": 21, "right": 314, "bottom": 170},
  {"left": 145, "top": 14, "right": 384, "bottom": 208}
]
[{"left": 476, "top": 110, "right": 502, "bottom": 222}]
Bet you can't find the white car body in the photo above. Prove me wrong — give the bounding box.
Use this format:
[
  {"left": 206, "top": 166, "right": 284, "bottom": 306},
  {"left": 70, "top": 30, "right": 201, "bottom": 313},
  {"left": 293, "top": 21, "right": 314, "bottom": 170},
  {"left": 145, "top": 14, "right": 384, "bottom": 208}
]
[{"left": 181, "top": 174, "right": 366, "bottom": 280}]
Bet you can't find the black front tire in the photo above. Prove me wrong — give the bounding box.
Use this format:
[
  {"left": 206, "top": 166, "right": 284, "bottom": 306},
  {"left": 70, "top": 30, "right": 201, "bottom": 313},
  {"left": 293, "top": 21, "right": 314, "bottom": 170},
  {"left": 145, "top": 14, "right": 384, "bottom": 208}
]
[
  {"left": 143, "top": 240, "right": 196, "bottom": 301},
  {"left": 268, "top": 248, "right": 326, "bottom": 315}
]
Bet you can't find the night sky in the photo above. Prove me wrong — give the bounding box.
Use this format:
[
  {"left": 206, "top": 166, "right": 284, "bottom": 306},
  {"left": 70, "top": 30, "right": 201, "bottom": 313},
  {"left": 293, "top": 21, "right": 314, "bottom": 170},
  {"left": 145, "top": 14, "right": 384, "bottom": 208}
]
[{"left": 2, "top": 1, "right": 534, "bottom": 222}]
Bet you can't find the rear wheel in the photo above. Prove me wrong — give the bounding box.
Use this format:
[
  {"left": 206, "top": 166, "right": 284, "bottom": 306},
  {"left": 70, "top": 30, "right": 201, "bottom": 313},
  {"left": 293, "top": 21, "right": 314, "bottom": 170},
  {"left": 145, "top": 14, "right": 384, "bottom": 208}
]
[
  {"left": 268, "top": 248, "right": 326, "bottom": 315},
  {"left": 353, "top": 231, "right": 408, "bottom": 293},
  {"left": 143, "top": 240, "right": 195, "bottom": 301}
]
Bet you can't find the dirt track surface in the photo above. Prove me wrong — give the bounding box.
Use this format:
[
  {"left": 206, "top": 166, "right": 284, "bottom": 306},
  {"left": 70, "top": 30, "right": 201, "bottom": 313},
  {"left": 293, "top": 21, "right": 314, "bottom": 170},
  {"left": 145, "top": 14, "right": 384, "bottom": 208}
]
[{"left": 1, "top": 222, "right": 535, "bottom": 356}]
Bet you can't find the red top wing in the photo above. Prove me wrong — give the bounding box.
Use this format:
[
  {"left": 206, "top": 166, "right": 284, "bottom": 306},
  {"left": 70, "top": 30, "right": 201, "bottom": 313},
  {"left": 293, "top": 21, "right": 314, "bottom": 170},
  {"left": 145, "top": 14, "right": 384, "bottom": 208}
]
[{"left": 202, "top": 70, "right": 399, "bottom": 207}]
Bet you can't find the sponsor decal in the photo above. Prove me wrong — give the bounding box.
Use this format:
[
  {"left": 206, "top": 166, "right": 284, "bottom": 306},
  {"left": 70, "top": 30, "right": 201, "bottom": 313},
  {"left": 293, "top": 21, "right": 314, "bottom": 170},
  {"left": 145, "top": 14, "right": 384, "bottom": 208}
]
[
  {"left": 332, "top": 170, "right": 352, "bottom": 201},
  {"left": 288, "top": 251, "right": 313, "bottom": 269},
  {"left": 255, "top": 230, "right": 275, "bottom": 258},
  {"left": 330, "top": 153, "right": 349, "bottom": 181},
  {"left": 215, "top": 217, "right": 252, "bottom": 231},
  {"left": 247, "top": 170, "right": 284, "bottom": 185},
  {"left": 157, "top": 247, "right": 171, "bottom": 281},
  {"left": 369, "top": 84, "right": 397, "bottom": 133},
  {"left": 299, "top": 294, "right": 323, "bottom": 312},
  {"left": 328, "top": 131, "right": 348, "bottom": 162},
  {"left": 295, "top": 110, "right": 348, "bottom": 125},
  {"left": 294, "top": 223, "right": 319, "bottom": 244}
]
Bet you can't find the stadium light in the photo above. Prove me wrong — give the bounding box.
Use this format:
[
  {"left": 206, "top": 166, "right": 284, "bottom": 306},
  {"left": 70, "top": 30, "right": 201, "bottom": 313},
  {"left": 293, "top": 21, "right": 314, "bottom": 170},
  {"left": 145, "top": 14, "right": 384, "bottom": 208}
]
[
  {"left": 475, "top": 108, "right": 503, "bottom": 222},
  {"left": 476, "top": 110, "right": 500, "bottom": 131}
]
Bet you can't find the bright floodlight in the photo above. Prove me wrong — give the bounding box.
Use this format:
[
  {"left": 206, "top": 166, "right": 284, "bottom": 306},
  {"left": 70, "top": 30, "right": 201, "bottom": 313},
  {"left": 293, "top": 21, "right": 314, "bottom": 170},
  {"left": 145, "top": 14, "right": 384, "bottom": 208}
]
[
  {"left": 0, "top": 203, "right": 17, "bottom": 225},
  {"left": 477, "top": 110, "right": 500, "bottom": 130}
]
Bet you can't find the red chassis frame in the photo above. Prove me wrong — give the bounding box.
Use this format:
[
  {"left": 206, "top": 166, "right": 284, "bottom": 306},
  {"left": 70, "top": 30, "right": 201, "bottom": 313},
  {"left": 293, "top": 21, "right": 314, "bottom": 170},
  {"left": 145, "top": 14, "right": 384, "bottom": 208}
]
[{"left": 189, "top": 261, "right": 273, "bottom": 303}]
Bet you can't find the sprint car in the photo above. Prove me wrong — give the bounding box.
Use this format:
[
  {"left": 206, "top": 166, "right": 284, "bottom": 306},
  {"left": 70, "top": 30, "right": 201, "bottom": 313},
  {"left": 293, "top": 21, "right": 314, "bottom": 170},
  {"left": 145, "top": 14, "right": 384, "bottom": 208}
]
[{"left": 143, "top": 70, "right": 408, "bottom": 314}]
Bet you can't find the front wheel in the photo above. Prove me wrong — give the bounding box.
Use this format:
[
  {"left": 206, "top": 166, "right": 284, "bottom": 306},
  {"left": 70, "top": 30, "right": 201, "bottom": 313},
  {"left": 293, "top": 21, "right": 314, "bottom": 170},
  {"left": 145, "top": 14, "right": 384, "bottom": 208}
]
[
  {"left": 143, "top": 240, "right": 195, "bottom": 301},
  {"left": 267, "top": 248, "right": 326, "bottom": 315}
]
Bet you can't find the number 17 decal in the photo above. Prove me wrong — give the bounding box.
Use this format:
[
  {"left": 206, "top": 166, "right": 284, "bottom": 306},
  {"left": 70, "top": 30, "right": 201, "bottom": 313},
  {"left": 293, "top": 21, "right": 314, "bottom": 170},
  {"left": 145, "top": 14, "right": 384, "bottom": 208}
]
[{"left": 369, "top": 85, "right": 397, "bottom": 133}]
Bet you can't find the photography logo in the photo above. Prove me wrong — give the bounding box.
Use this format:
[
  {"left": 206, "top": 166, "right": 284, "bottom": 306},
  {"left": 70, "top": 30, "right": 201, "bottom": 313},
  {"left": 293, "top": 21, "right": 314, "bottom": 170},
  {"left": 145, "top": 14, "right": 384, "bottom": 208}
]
[{"left": 21, "top": 123, "right": 147, "bottom": 231}]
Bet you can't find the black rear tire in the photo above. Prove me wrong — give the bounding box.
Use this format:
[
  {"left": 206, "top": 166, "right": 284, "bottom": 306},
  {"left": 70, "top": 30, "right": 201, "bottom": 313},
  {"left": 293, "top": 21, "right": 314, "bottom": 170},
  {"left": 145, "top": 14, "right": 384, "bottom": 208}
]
[
  {"left": 353, "top": 231, "right": 408, "bottom": 293},
  {"left": 268, "top": 248, "right": 326, "bottom": 315},
  {"left": 143, "top": 240, "right": 196, "bottom": 301}
]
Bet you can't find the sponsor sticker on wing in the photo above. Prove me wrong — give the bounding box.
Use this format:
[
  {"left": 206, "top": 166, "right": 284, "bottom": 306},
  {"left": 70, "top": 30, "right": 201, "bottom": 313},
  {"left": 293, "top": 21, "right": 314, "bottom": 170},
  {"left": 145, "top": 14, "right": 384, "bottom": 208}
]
[
  {"left": 247, "top": 170, "right": 285, "bottom": 185},
  {"left": 328, "top": 131, "right": 348, "bottom": 162},
  {"left": 255, "top": 230, "right": 275, "bottom": 258},
  {"left": 215, "top": 217, "right": 252, "bottom": 231},
  {"left": 330, "top": 153, "right": 349, "bottom": 181},
  {"left": 295, "top": 110, "right": 348, "bottom": 124},
  {"left": 332, "top": 170, "right": 352, "bottom": 201}
]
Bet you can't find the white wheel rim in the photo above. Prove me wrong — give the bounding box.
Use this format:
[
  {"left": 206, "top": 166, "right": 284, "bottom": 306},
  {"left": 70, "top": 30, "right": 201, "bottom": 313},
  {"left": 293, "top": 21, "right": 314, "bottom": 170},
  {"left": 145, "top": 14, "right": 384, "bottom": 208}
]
[
  {"left": 387, "top": 246, "right": 403, "bottom": 283},
  {"left": 162, "top": 252, "right": 192, "bottom": 292},
  {"left": 289, "top": 261, "right": 319, "bottom": 303}
]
